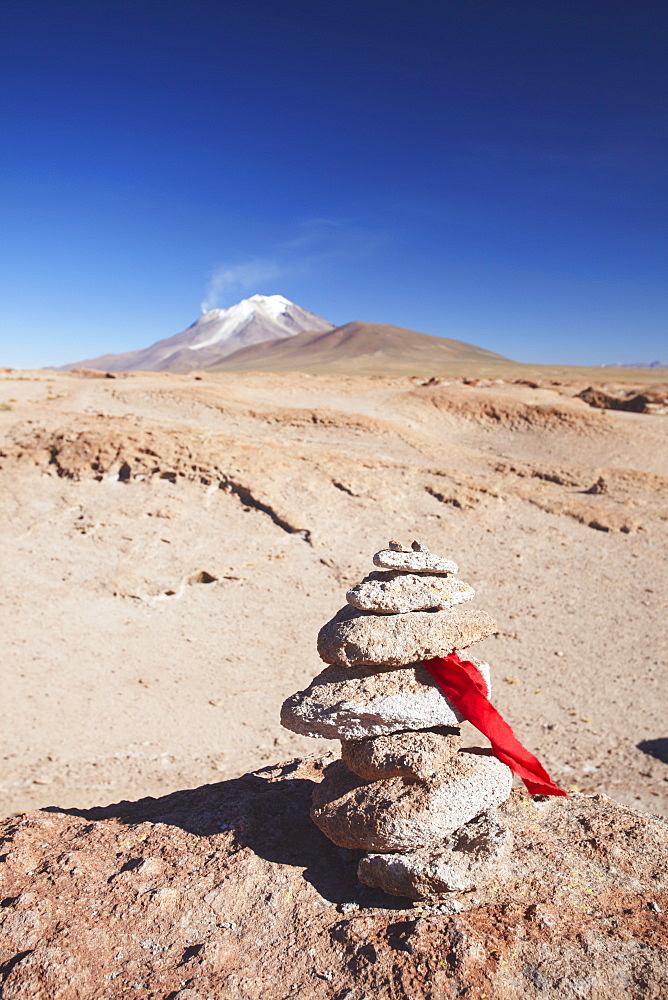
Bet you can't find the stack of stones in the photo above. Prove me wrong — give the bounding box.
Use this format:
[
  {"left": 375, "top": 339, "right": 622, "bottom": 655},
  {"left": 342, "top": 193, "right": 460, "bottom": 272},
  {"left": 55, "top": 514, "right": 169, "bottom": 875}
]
[{"left": 281, "top": 541, "right": 515, "bottom": 901}]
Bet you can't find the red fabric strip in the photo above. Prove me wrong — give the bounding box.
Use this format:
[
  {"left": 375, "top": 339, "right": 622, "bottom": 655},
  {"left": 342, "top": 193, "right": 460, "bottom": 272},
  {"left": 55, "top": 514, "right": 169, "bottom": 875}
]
[{"left": 424, "top": 653, "right": 568, "bottom": 797}]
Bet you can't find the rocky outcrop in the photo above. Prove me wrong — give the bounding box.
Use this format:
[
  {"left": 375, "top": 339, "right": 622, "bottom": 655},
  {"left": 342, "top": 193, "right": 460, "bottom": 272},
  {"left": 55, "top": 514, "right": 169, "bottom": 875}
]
[
  {"left": 0, "top": 754, "right": 667, "bottom": 1000},
  {"left": 576, "top": 385, "right": 668, "bottom": 414}
]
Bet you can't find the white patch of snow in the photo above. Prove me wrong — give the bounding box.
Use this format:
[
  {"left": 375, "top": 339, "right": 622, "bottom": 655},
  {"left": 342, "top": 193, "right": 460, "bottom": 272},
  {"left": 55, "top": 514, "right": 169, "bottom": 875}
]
[
  {"left": 247, "top": 293, "right": 291, "bottom": 321},
  {"left": 188, "top": 294, "right": 293, "bottom": 350}
]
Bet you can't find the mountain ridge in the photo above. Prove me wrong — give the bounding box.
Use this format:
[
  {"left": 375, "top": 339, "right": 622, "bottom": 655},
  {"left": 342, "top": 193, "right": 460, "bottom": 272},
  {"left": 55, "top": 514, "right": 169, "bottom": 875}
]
[
  {"left": 60, "top": 294, "right": 517, "bottom": 377},
  {"left": 61, "top": 294, "right": 333, "bottom": 373},
  {"left": 208, "top": 320, "right": 513, "bottom": 376}
]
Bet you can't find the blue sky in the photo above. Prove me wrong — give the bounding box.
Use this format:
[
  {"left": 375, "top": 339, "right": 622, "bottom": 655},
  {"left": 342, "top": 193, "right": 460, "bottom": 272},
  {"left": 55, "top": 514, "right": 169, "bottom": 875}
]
[{"left": 1, "top": 0, "right": 666, "bottom": 367}]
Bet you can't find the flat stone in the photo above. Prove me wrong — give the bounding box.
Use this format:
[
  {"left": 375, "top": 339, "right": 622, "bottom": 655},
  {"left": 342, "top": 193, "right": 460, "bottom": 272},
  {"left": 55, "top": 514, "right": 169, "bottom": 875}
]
[
  {"left": 373, "top": 542, "right": 458, "bottom": 575},
  {"left": 317, "top": 605, "right": 496, "bottom": 668},
  {"left": 280, "top": 658, "right": 491, "bottom": 740},
  {"left": 341, "top": 728, "right": 462, "bottom": 781},
  {"left": 346, "top": 571, "right": 474, "bottom": 614},
  {"left": 357, "top": 810, "right": 513, "bottom": 900},
  {"left": 310, "top": 753, "right": 513, "bottom": 851}
]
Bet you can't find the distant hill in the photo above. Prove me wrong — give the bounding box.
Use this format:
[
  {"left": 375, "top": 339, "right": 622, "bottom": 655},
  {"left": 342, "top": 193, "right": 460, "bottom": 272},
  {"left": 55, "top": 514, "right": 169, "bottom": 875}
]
[
  {"left": 61, "top": 295, "right": 333, "bottom": 373},
  {"left": 603, "top": 361, "right": 667, "bottom": 369},
  {"left": 208, "top": 321, "right": 513, "bottom": 376}
]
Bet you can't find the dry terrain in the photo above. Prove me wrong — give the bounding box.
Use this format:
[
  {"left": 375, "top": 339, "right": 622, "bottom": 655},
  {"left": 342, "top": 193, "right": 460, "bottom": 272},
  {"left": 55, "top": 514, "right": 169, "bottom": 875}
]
[
  {"left": 0, "top": 366, "right": 666, "bottom": 821},
  {"left": 209, "top": 319, "right": 668, "bottom": 381},
  {"left": 2, "top": 762, "right": 667, "bottom": 999},
  {"left": 208, "top": 320, "right": 510, "bottom": 375}
]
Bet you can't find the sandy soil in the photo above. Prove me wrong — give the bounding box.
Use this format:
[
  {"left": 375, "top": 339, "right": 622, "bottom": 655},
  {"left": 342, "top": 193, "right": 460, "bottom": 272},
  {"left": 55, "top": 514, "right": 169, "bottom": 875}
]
[{"left": 0, "top": 368, "right": 666, "bottom": 819}]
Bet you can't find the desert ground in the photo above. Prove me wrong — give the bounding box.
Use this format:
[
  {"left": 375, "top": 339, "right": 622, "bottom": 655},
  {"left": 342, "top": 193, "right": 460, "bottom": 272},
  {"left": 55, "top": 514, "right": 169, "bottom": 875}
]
[{"left": 0, "top": 367, "right": 666, "bottom": 821}]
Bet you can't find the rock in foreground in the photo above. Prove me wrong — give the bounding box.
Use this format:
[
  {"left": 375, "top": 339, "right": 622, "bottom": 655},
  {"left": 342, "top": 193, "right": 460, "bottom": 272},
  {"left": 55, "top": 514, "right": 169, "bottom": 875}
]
[{"left": 1, "top": 754, "right": 667, "bottom": 1000}]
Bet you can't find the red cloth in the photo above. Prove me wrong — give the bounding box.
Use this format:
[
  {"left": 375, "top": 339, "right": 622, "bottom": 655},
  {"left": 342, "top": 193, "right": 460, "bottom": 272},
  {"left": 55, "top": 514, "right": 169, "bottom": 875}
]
[{"left": 423, "top": 653, "right": 568, "bottom": 797}]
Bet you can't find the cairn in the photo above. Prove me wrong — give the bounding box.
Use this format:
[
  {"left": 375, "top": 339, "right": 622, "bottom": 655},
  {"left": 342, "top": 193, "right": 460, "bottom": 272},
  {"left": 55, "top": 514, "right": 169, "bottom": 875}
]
[{"left": 281, "top": 541, "right": 515, "bottom": 901}]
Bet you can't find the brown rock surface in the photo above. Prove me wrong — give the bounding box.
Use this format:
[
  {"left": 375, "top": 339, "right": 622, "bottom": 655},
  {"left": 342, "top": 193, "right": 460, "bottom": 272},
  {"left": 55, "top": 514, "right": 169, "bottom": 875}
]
[
  {"left": 317, "top": 604, "right": 497, "bottom": 667},
  {"left": 310, "top": 754, "right": 513, "bottom": 851},
  {"left": 0, "top": 754, "right": 667, "bottom": 999},
  {"left": 341, "top": 727, "right": 462, "bottom": 781},
  {"left": 577, "top": 384, "right": 668, "bottom": 414}
]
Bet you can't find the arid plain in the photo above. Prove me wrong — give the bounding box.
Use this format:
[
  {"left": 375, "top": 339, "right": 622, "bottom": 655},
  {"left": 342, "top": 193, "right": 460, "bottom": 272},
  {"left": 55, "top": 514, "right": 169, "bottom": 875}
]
[{"left": 0, "top": 366, "right": 666, "bottom": 821}]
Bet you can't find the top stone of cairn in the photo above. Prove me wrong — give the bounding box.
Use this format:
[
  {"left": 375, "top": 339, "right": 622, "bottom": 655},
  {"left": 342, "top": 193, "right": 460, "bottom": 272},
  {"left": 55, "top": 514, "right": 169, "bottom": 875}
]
[{"left": 373, "top": 540, "right": 458, "bottom": 575}]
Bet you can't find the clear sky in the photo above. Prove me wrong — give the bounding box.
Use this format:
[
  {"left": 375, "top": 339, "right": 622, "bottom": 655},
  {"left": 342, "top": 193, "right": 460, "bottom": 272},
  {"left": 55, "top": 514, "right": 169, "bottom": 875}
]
[{"left": 1, "top": 0, "right": 666, "bottom": 367}]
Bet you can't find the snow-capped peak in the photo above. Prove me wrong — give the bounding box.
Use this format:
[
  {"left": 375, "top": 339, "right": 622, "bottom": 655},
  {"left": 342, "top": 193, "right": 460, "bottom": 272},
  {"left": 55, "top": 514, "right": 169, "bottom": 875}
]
[
  {"left": 61, "top": 294, "right": 334, "bottom": 373},
  {"left": 190, "top": 294, "right": 294, "bottom": 350},
  {"left": 246, "top": 293, "right": 292, "bottom": 320}
]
